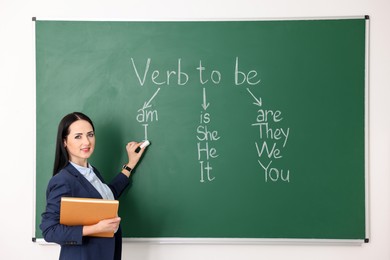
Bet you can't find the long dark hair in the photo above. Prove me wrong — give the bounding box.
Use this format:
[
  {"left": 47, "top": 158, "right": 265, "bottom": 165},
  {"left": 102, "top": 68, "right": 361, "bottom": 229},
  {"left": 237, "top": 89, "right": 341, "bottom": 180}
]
[{"left": 53, "top": 112, "right": 95, "bottom": 176}]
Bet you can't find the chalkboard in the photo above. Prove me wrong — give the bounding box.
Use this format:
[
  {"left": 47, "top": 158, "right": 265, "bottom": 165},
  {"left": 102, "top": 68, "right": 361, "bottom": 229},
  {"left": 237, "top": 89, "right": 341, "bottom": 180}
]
[{"left": 34, "top": 18, "right": 368, "bottom": 242}]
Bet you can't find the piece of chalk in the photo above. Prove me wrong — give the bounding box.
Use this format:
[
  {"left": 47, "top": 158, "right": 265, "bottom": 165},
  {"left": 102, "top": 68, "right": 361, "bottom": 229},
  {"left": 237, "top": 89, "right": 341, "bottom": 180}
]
[
  {"left": 140, "top": 140, "right": 150, "bottom": 149},
  {"left": 135, "top": 140, "right": 150, "bottom": 153}
]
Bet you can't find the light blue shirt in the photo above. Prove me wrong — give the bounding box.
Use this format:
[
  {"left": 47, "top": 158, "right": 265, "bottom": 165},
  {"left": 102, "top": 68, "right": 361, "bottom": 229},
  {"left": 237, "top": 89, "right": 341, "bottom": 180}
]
[{"left": 70, "top": 162, "right": 115, "bottom": 200}]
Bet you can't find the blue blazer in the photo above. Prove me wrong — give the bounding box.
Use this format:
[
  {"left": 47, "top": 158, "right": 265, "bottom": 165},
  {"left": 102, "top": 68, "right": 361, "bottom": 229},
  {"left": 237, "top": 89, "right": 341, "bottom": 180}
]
[{"left": 40, "top": 163, "right": 131, "bottom": 260}]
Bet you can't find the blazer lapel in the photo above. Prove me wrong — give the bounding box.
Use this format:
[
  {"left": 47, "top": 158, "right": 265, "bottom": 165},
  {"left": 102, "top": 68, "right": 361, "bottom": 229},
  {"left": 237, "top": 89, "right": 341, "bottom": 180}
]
[{"left": 64, "top": 163, "right": 103, "bottom": 199}]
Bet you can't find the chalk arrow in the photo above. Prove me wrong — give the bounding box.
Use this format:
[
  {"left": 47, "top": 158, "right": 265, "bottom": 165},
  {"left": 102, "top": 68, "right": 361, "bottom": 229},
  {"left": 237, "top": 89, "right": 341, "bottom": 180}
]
[
  {"left": 202, "top": 88, "right": 210, "bottom": 110},
  {"left": 247, "top": 88, "right": 262, "bottom": 107},
  {"left": 142, "top": 88, "right": 161, "bottom": 110}
]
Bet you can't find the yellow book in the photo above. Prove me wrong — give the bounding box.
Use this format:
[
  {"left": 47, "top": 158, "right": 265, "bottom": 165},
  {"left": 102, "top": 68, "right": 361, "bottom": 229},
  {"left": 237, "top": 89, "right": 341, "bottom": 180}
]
[{"left": 60, "top": 197, "right": 119, "bottom": 238}]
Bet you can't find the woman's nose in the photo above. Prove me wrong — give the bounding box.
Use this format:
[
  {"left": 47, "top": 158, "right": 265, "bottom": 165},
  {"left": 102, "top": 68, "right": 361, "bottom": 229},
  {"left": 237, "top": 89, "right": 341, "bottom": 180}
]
[{"left": 83, "top": 136, "right": 91, "bottom": 144}]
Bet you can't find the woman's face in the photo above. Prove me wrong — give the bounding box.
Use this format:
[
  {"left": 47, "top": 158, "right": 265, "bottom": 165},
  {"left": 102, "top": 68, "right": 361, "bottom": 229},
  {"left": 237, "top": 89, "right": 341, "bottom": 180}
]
[{"left": 64, "top": 119, "right": 95, "bottom": 166}]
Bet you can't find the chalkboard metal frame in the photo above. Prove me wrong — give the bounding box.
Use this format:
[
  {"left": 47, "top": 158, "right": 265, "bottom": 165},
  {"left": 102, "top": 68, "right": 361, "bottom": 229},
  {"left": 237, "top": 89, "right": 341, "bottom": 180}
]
[
  {"left": 33, "top": 16, "right": 370, "bottom": 244},
  {"left": 364, "top": 15, "right": 370, "bottom": 243}
]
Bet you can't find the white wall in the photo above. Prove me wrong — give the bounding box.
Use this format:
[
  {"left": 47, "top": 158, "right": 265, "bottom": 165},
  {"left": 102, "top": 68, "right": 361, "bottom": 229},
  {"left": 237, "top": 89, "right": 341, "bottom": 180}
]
[{"left": 1, "top": 0, "right": 389, "bottom": 259}]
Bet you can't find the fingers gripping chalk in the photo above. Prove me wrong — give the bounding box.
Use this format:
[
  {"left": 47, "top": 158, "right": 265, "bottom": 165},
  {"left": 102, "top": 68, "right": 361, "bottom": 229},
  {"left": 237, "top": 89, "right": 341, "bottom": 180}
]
[
  {"left": 135, "top": 140, "right": 150, "bottom": 153},
  {"left": 140, "top": 140, "right": 150, "bottom": 149}
]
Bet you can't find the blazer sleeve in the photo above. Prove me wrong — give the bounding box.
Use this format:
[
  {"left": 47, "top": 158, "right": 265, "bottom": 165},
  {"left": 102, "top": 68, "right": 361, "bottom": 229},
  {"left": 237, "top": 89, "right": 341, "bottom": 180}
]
[
  {"left": 93, "top": 167, "right": 132, "bottom": 200},
  {"left": 40, "top": 174, "right": 83, "bottom": 245},
  {"left": 108, "top": 172, "right": 132, "bottom": 199}
]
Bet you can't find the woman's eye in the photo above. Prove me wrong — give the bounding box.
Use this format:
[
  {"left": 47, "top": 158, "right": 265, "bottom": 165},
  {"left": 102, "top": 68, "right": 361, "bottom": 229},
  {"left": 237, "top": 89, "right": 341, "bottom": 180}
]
[
  {"left": 88, "top": 133, "right": 95, "bottom": 138},
  {"left": 75, "top": 135, "right": 81, "bottom": 139}
]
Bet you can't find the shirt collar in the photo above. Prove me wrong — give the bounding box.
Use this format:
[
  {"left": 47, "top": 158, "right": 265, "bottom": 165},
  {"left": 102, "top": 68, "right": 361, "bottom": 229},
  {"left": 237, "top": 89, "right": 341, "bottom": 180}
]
[{"left": 69, "top": 161, "right": 93, "bottom": 177}]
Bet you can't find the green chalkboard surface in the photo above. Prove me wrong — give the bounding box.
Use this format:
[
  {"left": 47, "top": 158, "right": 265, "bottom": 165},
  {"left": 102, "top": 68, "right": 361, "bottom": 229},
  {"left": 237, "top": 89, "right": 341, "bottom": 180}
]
[{"left": 34, "top": 18, "right": 368, "bottom": 242}]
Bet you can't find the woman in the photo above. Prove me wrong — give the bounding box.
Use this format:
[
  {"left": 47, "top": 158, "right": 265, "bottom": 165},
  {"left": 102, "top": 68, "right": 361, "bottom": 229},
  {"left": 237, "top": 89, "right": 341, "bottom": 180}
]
[{"left": 40, "top": 112, "right": 147, "bottom": 260}]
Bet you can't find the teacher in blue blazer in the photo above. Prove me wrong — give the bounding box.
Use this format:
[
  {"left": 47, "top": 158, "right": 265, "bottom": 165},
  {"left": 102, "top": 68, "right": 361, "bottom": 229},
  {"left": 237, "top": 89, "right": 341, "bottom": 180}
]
[{"left": 40, "top": 112, "right": 147, "bottom": 260}]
